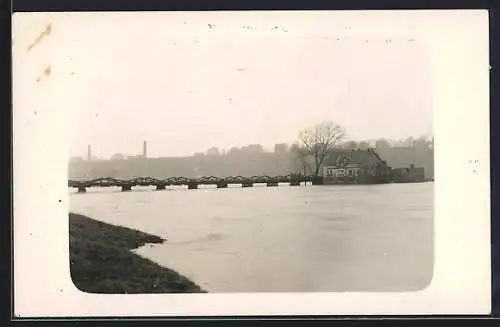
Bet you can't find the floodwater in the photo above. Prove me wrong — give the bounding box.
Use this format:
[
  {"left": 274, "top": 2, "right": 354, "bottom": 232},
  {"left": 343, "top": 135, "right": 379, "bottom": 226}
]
[{"left": 69, "top": 182, "right": 434, "bottom": 293}]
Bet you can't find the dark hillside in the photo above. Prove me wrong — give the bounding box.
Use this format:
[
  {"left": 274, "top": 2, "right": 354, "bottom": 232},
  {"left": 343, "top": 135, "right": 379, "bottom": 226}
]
[{"left": 69, "top": 147, "right": 433, "bottom": 180}]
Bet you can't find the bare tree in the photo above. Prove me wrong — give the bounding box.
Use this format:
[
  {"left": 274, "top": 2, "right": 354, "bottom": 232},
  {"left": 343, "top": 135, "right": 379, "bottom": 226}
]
[
  {"left": 290, "top": 143, "right": 312, "bottom": 176},
  {"left": 298, "top": 121, "right": 346, "bottom": 176}
]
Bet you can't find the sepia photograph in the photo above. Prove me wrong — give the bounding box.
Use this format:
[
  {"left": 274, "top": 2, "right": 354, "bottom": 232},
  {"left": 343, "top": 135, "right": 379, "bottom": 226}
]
[
  {"left": 65, "top": 12, "right": 434, "bottom": 294},
  {"left": 13, "top": 10, "right": 490, "bottom": 317}
]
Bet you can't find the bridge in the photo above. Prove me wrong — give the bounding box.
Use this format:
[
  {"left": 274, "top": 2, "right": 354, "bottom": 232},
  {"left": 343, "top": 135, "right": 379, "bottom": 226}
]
[{"left": 68, "top": 174, "right": 320, "bottom": 192}]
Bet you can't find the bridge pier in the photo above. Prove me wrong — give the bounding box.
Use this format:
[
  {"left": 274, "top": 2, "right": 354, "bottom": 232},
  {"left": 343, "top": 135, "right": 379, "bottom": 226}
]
[
  {"left": 69, "top": 175, "right": 314, "bottom": 194},
  {"left": 217, "top": 182, "right": 228, "bottom": 188},
  {"left": 122, "top": 184, "right": 132, "bottom": 192}
]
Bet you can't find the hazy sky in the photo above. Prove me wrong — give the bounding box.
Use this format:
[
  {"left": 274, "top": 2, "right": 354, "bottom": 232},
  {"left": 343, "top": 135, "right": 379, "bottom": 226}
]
[{"left": 32, "top": 12, "right": 433, "bottom": 159}]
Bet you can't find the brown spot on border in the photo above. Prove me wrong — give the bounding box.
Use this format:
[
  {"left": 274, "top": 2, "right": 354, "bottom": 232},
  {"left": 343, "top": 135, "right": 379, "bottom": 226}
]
[{"left": 27, "top": 23, "right": 52, "bottom": 52}]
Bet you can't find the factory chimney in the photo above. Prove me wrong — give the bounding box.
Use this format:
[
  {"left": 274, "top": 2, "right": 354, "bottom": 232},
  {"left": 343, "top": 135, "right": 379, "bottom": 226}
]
[
  {"left": 87, "top": 144, "right": 92, "bottom": 161},
  {"left": 143, "top": 141, "right": 147, "bottom": 158}
]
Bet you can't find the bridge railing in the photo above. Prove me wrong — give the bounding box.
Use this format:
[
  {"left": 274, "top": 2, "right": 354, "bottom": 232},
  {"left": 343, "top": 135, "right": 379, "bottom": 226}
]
[{"left": 68, "top": 174, "right": 316, "bottom": 190}]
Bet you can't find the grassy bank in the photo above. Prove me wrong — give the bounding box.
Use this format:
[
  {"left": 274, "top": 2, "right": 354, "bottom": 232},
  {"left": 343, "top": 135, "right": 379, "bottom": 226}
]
[{"left": 69, "top": 213, "right": 205, "bottom": 293}]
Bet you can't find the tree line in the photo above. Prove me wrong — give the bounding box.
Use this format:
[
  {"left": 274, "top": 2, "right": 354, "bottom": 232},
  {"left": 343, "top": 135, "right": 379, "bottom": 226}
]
[{"left": 200, "top": 121, "right": 433, "bottom": 177}]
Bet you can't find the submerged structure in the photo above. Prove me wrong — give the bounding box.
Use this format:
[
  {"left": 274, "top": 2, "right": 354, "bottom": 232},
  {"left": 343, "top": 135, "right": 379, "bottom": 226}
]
[
  {"left": 321, "top": 148, "right": 427, "bottom": 184},
  {"left": 391, "top": 164, "right": 426, "bottom": 183},
  {"left": 321, "top": 149, "right": 392, "bottom": 184}
]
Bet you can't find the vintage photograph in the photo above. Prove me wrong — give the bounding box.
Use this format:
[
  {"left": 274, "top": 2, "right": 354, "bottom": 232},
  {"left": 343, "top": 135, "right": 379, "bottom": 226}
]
[
  {"left": 12, "top": 8, "right": 492, "bottom": 317},
  {"left": 64, "top": 13, "right": 436, "bottom": 295}
]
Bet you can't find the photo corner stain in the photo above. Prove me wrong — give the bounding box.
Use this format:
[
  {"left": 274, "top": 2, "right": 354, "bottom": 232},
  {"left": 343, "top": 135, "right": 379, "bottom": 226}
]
[{"left": 27, "top": 22, "right": 52, "bottom": 52}]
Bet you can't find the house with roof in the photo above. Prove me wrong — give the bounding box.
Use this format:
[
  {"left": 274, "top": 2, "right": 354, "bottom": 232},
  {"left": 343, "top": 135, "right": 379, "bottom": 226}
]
[{"left": 321, "top": 148, "right": 392, "bottom": 184}]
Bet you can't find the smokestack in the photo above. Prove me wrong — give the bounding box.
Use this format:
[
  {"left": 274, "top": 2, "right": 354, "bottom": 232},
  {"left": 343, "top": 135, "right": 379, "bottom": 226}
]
[
  {"left": 87, "top": 144, "right": 92, "bottom": 161},
  {"left": 143, "top": 141, "right": 147, "bottom": 158}
]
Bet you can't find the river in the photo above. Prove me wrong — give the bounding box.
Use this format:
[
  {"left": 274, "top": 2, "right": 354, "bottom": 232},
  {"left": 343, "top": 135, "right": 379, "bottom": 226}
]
[{"left": 69, "top": 182, "right": 434, "bottom": 293}]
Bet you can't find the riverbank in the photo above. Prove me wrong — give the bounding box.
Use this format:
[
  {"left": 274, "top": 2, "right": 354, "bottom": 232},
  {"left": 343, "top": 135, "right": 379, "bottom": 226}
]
[{"left": 69, "top": 212, "right": 205, "bottom": 293}]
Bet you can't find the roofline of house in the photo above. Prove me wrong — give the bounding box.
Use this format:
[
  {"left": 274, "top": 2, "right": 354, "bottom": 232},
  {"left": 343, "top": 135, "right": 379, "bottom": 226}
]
[
  {"left": 323, "top": 164, "right": 361, "bottom": 168},
  {"left": 357, "top": 148, "right": 372, "bottom": 166},
  {"left": 368, "top": 148, "right": 385, "bottom": 163}
]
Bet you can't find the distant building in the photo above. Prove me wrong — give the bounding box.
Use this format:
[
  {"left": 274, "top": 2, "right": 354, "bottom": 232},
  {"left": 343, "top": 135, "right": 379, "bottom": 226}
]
[
  {"left": 392, "top": 165, "right": 426, "bottom": 183},
  {"left": 375, "top": 139, "right": 391, "bottom": 149},
  {"left": 404, "top": 137, "right": 414, "bottom": 147},
  {"left": 125, "top": 155, "right": 144, "bottom": 160},
  {"left": 413, "top": 139, "right": 427, "bottom": 149},
  {"left": 242, "top": 144, "right": 264, "bottom": 154},
  {"left": 206, "top": 147, "right": 220, "bottom": 156},
  {"left": 321, "top": 149, "right": 392, "bottom": 184},
  {"left": 274, "top": 143, "right": 288, "bottom": 153},
  {"left": 111, "top": 153, "right": 124, "bottom": 161},
  {"left": 375, "top": 146, "right": 434, "bottom": 180},
  {"left": 227, "top": 147, "right": 240, "bottom": 155}
]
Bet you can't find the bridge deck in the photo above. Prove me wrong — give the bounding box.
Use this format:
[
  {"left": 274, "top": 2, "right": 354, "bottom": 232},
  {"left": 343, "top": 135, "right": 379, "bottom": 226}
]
[{"left": 68, "top": 175, "right": 319, "bottom": 192}]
